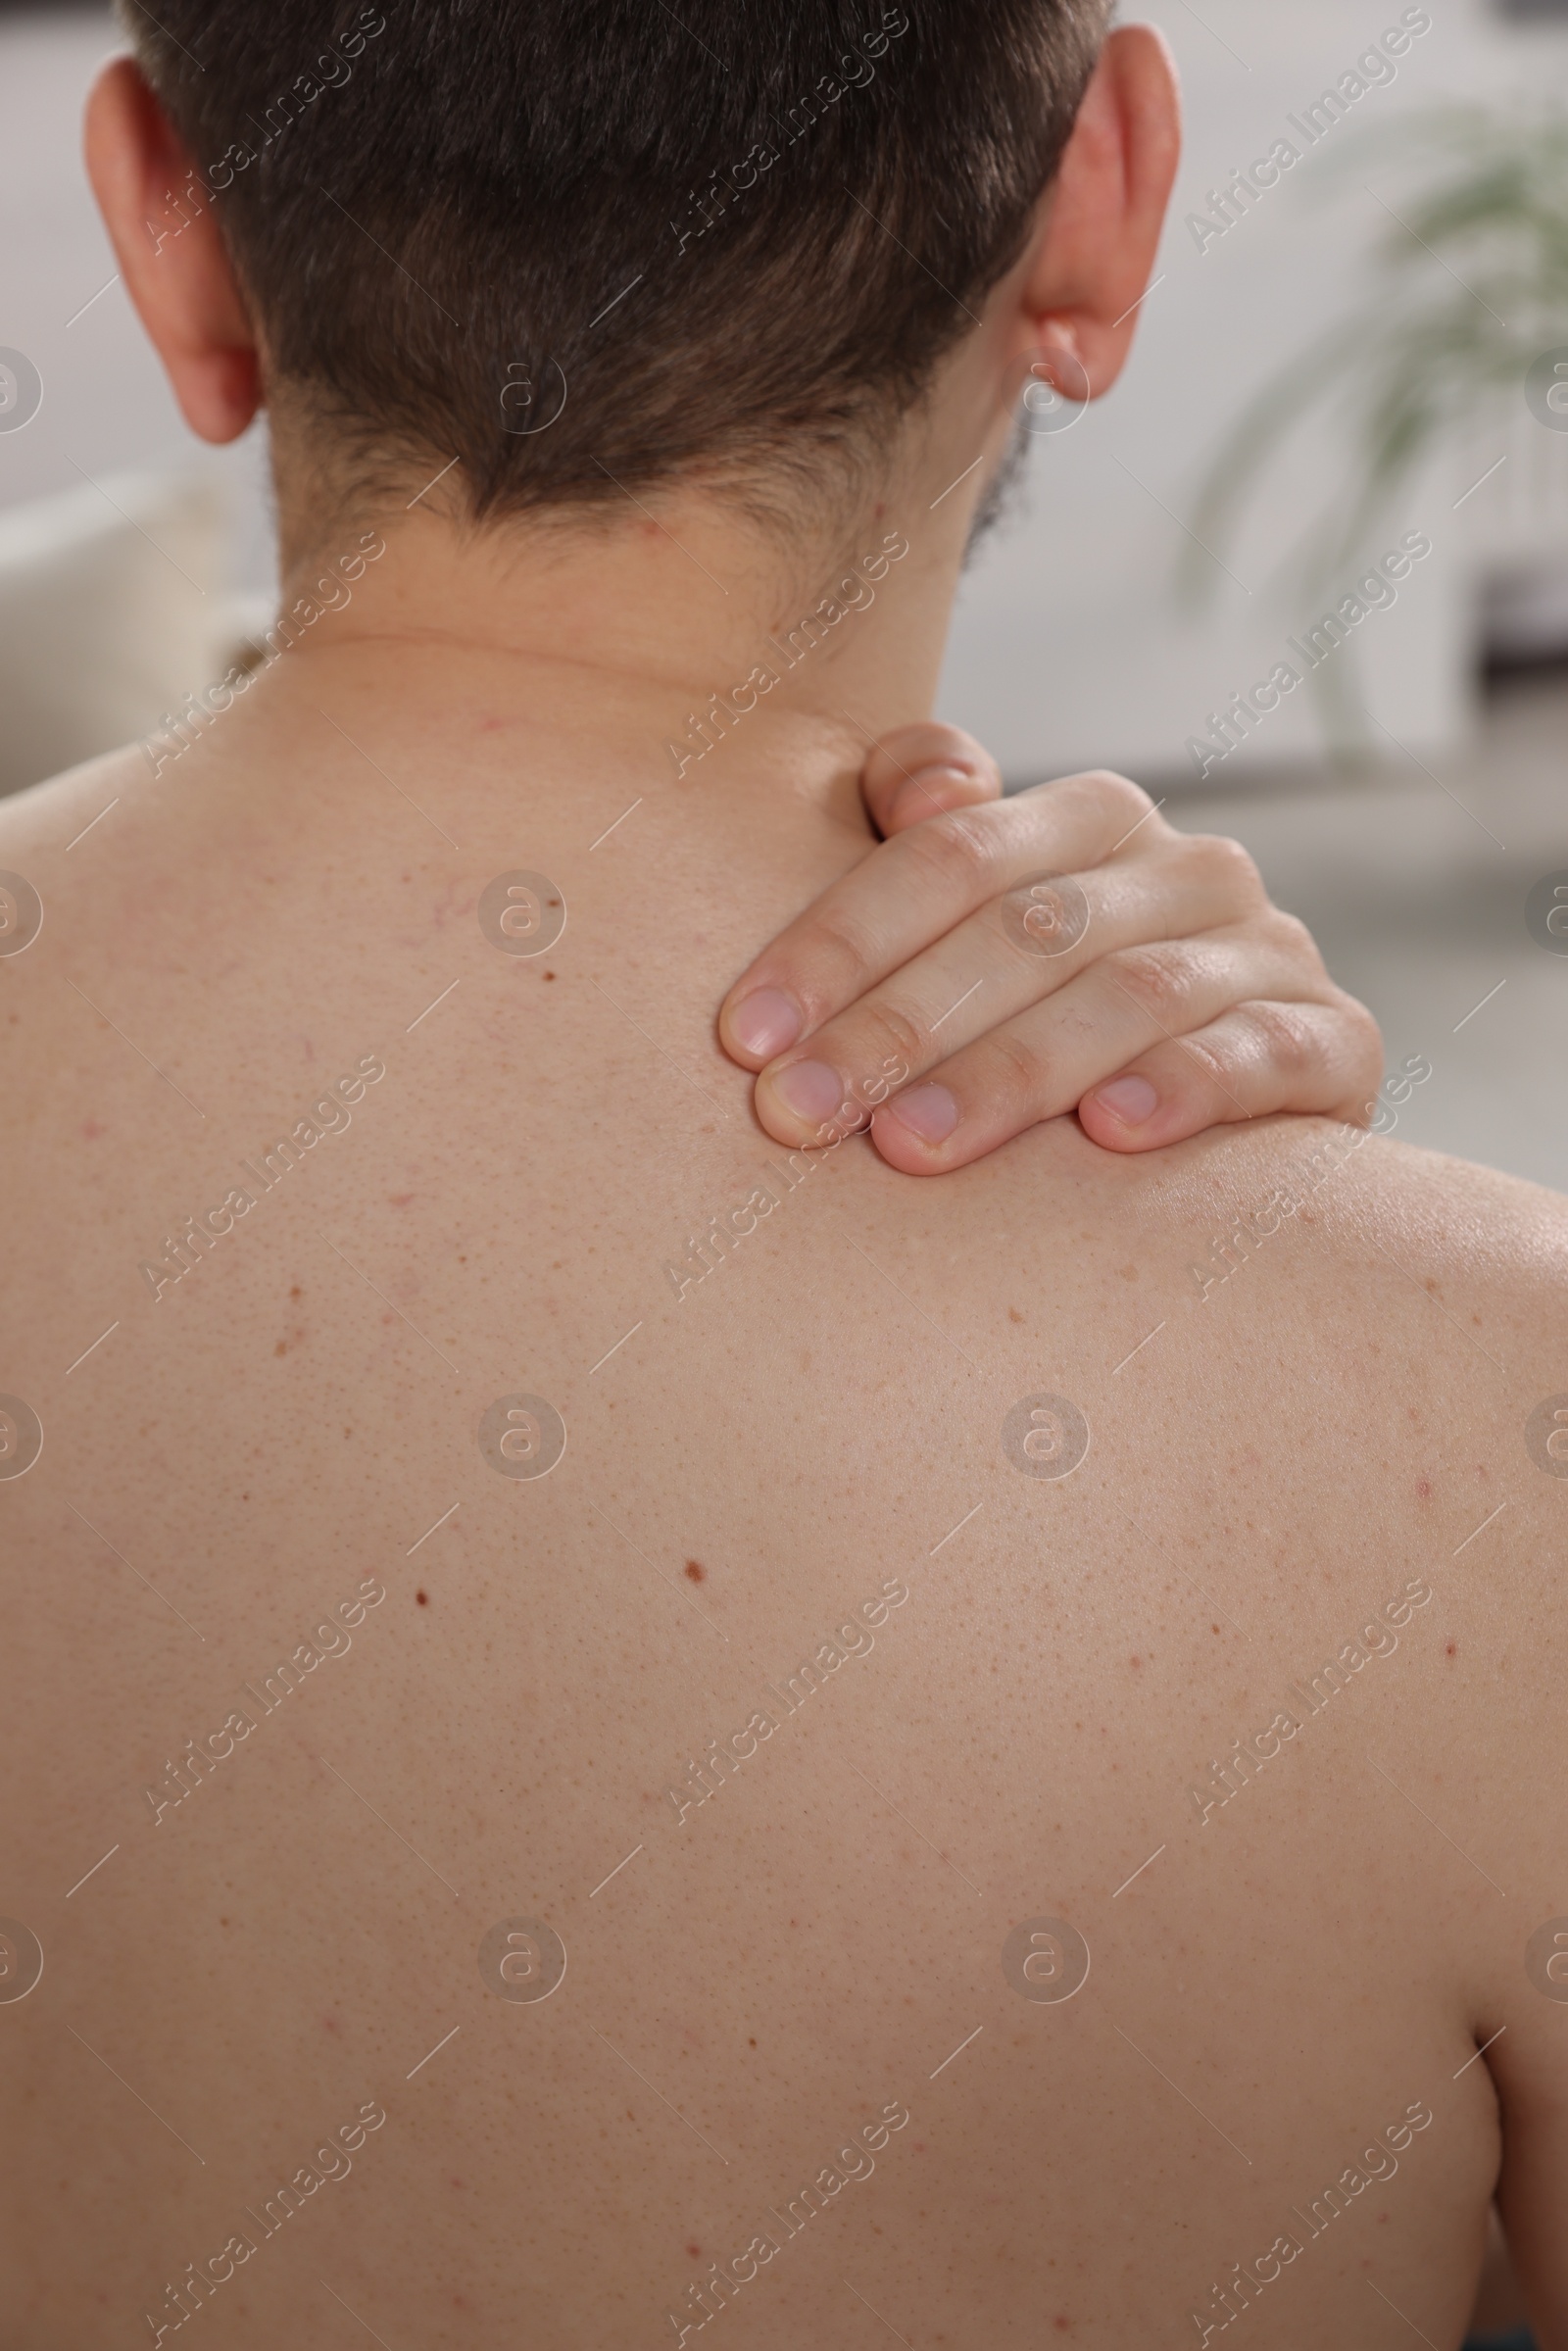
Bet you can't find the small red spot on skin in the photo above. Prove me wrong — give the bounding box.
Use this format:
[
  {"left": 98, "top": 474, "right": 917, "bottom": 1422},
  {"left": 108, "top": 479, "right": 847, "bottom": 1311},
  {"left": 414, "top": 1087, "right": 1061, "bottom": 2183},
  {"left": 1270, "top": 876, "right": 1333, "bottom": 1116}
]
[
  {"left": 1129, "top": 1656, "right": 1142, "bottom": 1670},
  {"left": 478, "top": 717, "right": 502, "bottom": 733},
  {"left": 1417, "top": 1479, "right": 1432, "bottom": 1498},
  {"left": 1446, "top": 1641, "right": 1457, "bottom": 1656},
  {"left": 685, "top": 1559, "right": 706, "bottom": 1583},
  {"left": 686, "top": 2244, "right": 701, "bottom": 2261},
  {"left": 912, "top": 2142, "right": 926, "bottom": 2153},
  {"left": 416, "top": 1591, "right": 429, "bottom": 1606},
  {"left": 1054, "top": 2321, "right": 1072, "bottom": 2333},
  {"left": 323, "top": 2016, "right": 342, "bottom": 2035},
  {"left": 81, "top": 1119, "right": 106, "bottom": 1141},
  {"left": 389, "top": 1193, "right": 415, "bottom": 1208}
]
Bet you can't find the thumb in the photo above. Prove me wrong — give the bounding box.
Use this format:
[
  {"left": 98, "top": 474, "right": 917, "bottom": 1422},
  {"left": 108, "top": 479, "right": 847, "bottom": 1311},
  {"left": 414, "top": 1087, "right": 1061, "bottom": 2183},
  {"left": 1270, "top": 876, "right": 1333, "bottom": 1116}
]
[{"left": 859, "top": 721, "right": 1004, "bottom": 838}]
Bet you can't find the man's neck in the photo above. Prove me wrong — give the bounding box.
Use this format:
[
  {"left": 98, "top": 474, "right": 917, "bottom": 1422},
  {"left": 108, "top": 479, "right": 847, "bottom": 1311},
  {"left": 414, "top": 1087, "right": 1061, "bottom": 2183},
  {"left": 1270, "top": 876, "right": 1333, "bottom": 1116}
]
[
  {"left": 259, "top": 346, "right": 1014, "bottom": 843},
  {"left": 256, "top": 631, "right": 885, "bottom": 856}
]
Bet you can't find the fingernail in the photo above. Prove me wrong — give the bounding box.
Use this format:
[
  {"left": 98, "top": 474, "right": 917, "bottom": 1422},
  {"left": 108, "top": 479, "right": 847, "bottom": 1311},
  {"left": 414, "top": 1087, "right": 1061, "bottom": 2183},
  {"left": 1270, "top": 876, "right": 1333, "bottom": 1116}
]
[
  {"left": 773, "top": 1059, "right": 846, "bottom": 1125},
  {"left": 1092, "top": 1075, "right": 1158, "bottom": 1126},
  {"left": 730, "top": 988, "right": 802, "bottom": 1059},
  {"left": 884, "top": 1083, "right": 959, "bottom": 1145},
  {"left": 887, "top": 765, "right": 975, "bottom": 828}
]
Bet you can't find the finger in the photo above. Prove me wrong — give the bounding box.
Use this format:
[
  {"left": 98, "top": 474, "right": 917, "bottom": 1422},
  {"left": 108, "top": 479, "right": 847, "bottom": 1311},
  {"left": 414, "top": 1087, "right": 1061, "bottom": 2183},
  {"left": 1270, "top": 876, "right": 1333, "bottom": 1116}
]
[
  {"left": 750, "top": 835, "right": 1256, "bottom": 1149},
  {"left": 1077, "top": 999, "right": 1386, "bottom": 1153},
  {"left": 863, "top": 928, "right": 1328, "bottom": 1174},
  {"left": 720, "top": 769, "right": 1152, "bottom": 1067},
  {"left": 858, "top": 722, "right": 1004, "bottom": 838}
]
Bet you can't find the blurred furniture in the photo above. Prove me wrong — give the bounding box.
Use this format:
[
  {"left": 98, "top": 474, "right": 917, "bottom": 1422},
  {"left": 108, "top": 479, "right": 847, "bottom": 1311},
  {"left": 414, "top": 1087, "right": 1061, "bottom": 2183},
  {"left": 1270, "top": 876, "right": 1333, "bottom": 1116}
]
[{"left": 0, "top": 469, "right": 253, "bottom": 794}]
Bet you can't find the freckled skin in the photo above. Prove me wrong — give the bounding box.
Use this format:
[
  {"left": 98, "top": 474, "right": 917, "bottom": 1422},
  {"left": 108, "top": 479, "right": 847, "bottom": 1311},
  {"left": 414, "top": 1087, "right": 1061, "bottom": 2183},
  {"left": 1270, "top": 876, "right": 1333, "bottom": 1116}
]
[{"left": 2, "top": 682, "right": 1567, "bottom": 2349}]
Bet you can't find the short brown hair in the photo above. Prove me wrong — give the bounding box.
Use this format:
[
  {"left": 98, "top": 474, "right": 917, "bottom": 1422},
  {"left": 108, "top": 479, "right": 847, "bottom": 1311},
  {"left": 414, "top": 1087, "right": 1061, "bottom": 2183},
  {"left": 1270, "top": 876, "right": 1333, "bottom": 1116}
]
[{"left": 121, "top": 0, "right": 1108, "bottom": 521}]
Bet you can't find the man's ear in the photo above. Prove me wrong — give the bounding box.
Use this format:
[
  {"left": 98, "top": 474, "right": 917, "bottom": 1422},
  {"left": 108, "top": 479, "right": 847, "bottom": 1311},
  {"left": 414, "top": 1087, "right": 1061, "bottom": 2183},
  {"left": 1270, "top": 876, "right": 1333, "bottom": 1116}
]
[
  {"left": 83, "top": 57, "right": 262, "bottom": 444},
  {"left": 1012, "top": 24, "right": 1181, "bottom": 405}
]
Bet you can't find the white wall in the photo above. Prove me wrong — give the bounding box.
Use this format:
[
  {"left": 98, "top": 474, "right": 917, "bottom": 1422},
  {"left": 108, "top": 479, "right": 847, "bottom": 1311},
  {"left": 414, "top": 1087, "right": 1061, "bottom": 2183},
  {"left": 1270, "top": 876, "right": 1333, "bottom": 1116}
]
[
  {"left": 936, "top": 0, "right": 1568, "bottom": 784},
  {"left": 4, "top": 0, "right": 1564, "bottom": 790},
  {"left": 0, "top": 6, "right": 272, "bottom": 589}
]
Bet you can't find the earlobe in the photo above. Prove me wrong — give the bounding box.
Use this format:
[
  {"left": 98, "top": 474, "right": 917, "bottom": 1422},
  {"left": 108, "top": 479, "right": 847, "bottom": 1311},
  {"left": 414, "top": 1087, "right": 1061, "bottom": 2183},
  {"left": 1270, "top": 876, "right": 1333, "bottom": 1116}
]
[
  {"left": 1019, "top": 326, "right": 1092, "bottom": 426},
  {"left": 1011, "top": 23, "right": 1181, "bottom": 407},
  {"left": 83, "top": 56, "right": 263, "bottom": 445}
]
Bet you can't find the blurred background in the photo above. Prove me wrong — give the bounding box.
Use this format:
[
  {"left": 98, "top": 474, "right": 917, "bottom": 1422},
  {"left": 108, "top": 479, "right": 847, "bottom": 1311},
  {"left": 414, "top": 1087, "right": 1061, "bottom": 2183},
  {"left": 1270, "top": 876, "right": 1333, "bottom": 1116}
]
[{"left": 1, "top": 0, "right": 1565, "bottom": 1202}]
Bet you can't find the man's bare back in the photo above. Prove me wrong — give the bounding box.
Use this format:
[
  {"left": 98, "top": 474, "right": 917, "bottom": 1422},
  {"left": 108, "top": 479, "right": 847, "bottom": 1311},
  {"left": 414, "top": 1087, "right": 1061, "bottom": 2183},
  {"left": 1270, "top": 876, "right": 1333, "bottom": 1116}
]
[
  {"left": 3, "top": 623, "right": 1566, "bottom": 2348},
  {"left": 6, "top": 4, "right": 1568, "bottom": 2337}
]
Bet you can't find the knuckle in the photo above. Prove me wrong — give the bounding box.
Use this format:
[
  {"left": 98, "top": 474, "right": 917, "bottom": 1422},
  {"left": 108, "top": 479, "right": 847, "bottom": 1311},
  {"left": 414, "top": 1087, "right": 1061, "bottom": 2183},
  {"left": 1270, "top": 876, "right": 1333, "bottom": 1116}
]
[
  {"left": 804, "top": 903, "right": 879, "bottom": 987},
  {"left": 1346, "top": 993, "right": 1385, "bottom": 1064},
  {"left": 1077, "top": 768, "right": 1155, "bottom": 832},
  {"left": 900, "top": 806, "right": 999, "bottom": 895},
  {"left": 1110, "top": 942, "right": 1200, "bottom": 1030},
  {"left": 1332, "top": 992, "right": 1387, "bottom": 1095},
  {"left": 1240, "top": 999, "right": 1320, "bottom": 1083},
  {"left": 800, "top": 908, "right": 879, "bottom": 1004},
  {"left": 1191, "top": 831, "right": 1265, "bottom": 906},
  {"left": 977, "top": 1026, "right": 1049, "bottom": 1107},
  {"left": 1169, "top": 1029, "right": 1238, "bottom": 1102},
  {"left": 1082, "top": 766, "right": 1150, "bottom": 810},
  {"left": 1264, "top": 906, "right": 1323, "bottom": 966},
  {"left": 856, "top": 998, "right": 927, "bottom": 1078}
]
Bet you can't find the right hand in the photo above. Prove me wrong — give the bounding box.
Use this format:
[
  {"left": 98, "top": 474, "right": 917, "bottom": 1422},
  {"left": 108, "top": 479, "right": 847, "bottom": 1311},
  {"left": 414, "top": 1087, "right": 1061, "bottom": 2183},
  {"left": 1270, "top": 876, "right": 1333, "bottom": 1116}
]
[{"left": 719, "top": 723, "right": 1384, "bottom": 1173}]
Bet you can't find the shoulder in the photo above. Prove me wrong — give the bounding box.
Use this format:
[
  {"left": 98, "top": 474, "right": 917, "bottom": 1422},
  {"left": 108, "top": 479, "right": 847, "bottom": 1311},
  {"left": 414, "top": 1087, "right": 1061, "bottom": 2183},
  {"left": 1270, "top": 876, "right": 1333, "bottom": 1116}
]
[
  {"left": 0, "top": 739, "right": 157, "bottom": 1052},
  {"left": 1115, "top": 1114, "right": 1568, "bottom": 1310},
  {"left": 907, "top": 1111, "right": 1568, "bottom": 1567},
  {"left": 0, "top": 743, "right": 177, "bottom": 1234},
  {"left": 0, "top": 740, "right": 153, "bottom": 866}
]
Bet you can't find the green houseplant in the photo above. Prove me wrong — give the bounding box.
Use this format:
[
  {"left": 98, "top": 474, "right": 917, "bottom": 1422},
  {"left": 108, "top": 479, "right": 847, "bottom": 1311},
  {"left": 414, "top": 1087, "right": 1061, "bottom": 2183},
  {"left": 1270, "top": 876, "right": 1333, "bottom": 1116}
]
[{"left": 1183, "top": 101, "right": 1568, "bottom": 754}]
